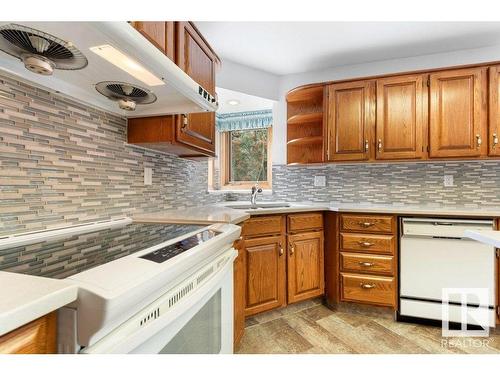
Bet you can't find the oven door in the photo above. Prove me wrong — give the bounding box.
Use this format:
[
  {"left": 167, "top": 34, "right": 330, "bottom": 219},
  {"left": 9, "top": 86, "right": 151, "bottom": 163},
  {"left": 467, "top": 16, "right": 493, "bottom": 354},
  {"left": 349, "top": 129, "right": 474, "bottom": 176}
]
[{"left": 82, "top": 249, "right": 236, "bottom": 354}]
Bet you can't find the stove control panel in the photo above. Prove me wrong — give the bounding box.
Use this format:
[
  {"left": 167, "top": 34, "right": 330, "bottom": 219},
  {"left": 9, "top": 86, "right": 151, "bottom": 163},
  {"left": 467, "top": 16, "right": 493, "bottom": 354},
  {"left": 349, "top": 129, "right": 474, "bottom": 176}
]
[{"left": 140, "top": 229, "right": 220, "bottom": 263}]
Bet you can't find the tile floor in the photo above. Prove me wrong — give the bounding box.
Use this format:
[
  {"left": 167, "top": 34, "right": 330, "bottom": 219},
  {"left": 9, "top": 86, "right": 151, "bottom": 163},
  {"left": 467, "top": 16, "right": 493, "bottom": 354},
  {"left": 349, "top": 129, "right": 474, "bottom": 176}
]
[{"left": 236, "top": 299, "right": 500, "bottom": 354}]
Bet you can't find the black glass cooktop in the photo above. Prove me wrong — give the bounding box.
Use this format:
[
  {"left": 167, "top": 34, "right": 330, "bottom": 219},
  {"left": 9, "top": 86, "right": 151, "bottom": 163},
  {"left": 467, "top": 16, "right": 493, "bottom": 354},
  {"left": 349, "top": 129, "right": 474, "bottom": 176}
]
[{"left": 0, "top": 222, "right": 210, "bottom": 279}]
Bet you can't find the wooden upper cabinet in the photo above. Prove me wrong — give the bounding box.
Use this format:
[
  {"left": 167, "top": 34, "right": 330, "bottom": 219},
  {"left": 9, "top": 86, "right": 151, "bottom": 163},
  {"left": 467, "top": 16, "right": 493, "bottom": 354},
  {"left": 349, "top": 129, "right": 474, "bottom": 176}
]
[
  {"left": 327, "top": 80, "right": 375, "bottom": 161},
  {"left": 130, "top": 21, "right": 175, "bottom": 61},
  {"left": 489, "top": 65, "right": 500, "bottom": 156},
  {"left": 127, "top": 22, "right": 219, "bottom": 158},
  {"left": 375, "top": 74, "right": 425, "bottom": 160},
  {"left": 429, "top": 67, "right": 487, "bottom": 158},
  {"left": 175, "top": 22, "right": 218, "bottom": 154},
  {"left": 244, "top": 235, "right": 286, "bottom": 316},
  {"left": 287, "top": 231, "right": 324, "bottom": 304}
]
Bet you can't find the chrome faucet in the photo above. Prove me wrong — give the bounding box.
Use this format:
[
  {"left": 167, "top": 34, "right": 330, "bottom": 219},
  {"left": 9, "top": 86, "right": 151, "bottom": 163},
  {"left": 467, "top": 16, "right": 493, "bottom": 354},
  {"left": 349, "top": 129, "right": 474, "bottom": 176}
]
[{"left": 250, "top": 184, "right": 263, "bottom": 209}]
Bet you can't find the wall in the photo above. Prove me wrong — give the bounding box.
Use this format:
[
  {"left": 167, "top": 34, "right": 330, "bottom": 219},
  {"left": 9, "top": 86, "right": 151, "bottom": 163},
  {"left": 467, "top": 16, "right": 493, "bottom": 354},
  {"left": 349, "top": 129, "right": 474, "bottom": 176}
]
[
  {"left": 0, "top": 71, "right": 217, "bottom": 236},
  {"left": 217, "top": 58, "right": 280, "bottom": 101}
]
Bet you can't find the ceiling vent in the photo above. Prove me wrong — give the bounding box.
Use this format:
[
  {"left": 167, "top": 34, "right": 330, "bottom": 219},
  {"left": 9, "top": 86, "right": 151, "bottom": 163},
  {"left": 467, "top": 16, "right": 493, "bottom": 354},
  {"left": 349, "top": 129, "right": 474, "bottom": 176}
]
[
  {"left": 0, "top": 23, "right": 88, "bottom": 75},
  {"left": 95, "top": 81, "right": 157, "bottom": 111}
]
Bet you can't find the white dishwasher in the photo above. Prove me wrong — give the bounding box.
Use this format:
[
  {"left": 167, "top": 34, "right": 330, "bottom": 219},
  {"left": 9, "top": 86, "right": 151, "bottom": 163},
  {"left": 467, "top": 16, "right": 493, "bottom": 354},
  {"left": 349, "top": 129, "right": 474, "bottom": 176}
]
[{"left": 399, "top": 217, "right": 497, "bottom": 326}]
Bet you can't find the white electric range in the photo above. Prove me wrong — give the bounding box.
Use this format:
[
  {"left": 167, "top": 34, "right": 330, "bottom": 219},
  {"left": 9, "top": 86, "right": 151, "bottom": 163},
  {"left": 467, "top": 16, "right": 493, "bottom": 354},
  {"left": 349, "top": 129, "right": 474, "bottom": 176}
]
[{"left": 0, "top": 217, "right": 241, "bottom": 354}]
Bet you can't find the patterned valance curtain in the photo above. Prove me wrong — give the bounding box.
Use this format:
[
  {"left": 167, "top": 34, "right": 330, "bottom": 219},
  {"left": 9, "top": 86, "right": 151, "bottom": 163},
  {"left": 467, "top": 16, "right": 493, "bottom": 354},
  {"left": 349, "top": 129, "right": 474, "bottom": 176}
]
[{"left": 216, "top": 109, "right": 272, "bottom": 132}]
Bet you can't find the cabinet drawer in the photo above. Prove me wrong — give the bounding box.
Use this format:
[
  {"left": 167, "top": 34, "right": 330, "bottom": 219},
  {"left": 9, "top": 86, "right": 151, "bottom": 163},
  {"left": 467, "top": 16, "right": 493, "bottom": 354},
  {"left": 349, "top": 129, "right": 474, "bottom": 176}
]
[
  {"left": 340, "top": 252, "right": 394, "bottom": 276},
  {"left": 242, "top": 215, "right": 284, "bottom": 238},
  {"left": 341, "top": 273, "right": 396, "bottom": 307},
  {"left": 340, "top": 214, "right": 395, "bottom": 234},
  {"left": 287, "top": 212, "right": 323, "bottom": 233},
  {"left": 340, "top": 233, "right": 395, "bottom": 255}
]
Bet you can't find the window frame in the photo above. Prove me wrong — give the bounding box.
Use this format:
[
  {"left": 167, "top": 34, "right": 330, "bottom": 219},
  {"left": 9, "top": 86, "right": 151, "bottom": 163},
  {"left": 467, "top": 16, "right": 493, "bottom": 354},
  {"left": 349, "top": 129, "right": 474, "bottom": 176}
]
[{"left": 219, "top": 127, "right": 272, "bottom": 190}]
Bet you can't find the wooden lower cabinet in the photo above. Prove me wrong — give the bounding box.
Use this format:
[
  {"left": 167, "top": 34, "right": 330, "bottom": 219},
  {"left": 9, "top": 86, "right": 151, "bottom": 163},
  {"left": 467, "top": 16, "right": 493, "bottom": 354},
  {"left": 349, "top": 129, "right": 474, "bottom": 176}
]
[
  {"left": 287, "top": 231, "right": 324, "bottom": 304},
  {"left": 340, "top": 273, "right": 396, "bottom": 307},
  {"left": 244, "top": 235, "right": 286, "bottom": 316},
  {"left": 241, "top": 213, "right": 325, "bottom": 317},
  {"left": 335, "top": 213, "right": 398, "bottom": 309},
  {"left": 233, "top": 237, "right": 246, "bottom": 349},
  {"left": 0, "top": 312, "right": 57, "bottom": 354}
]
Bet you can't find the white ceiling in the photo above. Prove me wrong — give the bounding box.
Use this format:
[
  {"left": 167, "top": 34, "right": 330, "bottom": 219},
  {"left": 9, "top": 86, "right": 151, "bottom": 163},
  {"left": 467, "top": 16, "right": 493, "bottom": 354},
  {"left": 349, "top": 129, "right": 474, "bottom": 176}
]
[
  {"left": 216, "top": 87, "right": 274, "bottom": 114},
  {"left": 196, "top": 22, "right": 500, "bottom": 75}
]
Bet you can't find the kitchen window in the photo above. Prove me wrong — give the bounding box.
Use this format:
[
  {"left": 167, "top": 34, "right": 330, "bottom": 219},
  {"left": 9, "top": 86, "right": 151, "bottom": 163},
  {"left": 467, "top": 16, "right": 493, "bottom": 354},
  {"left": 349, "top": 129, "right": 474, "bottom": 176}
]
[{"left": 211, "top": 109, "right": 273, "bottom": 190}]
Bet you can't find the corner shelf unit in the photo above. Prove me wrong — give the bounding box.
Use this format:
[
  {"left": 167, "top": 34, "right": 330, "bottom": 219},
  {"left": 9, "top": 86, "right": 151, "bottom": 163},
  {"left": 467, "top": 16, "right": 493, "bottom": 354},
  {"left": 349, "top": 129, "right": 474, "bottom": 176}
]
[{"left": 286, "top": 84, "right": 325, "bottom": 164}]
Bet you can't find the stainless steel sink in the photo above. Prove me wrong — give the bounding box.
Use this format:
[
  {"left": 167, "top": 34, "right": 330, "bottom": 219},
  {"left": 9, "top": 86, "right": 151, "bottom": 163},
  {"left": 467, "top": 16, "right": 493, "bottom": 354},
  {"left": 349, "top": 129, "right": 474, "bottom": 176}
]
[{"left": 228, "top": 202, "right": 291, "bottom": 210}]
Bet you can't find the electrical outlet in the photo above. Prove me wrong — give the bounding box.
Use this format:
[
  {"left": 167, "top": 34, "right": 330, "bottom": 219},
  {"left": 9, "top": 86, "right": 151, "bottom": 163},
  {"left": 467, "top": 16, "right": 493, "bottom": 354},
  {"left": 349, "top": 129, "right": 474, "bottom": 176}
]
[
  {"left": 144, "top": 167, "right": 152, "bottom": 186},
  {"left": 444, "top": 175, "right": 453, "bottom": 187},
  {"left": 314, "top": 176, "right": 326, "bottom": 187}
]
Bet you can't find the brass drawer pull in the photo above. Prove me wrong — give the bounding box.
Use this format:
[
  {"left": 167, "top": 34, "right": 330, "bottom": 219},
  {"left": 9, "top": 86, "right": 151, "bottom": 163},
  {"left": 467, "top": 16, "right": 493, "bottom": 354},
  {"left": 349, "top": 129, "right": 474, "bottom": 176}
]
[
  {"left": 360, "top": 283, "right": 376, "bottom": 289},
  {"left": 358, "top": 222, "right": 374, "bottom": 228},
  {"left": 476, "top": 134, "right": 482, "bottom": 149},
  {"left": 358, "top": 241, "right": 374, "bottom": 247},
  {"left": 493, "top": 133, "right": 499, "bottom": 149},
  {"left": 359, "top": 261, "right": 375, "bottom": 267},
  {"left": 279, "top": 242, "right": 284, "bottom": 256},
  {"left": 289, "top": 243, "right": 295, "bottom": 255}
]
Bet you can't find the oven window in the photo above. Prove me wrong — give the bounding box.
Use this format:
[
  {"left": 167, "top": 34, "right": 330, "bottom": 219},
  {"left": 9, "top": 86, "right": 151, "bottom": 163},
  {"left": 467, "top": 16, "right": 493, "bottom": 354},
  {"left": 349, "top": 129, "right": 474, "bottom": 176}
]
[{"left": 160, "top": 290, "right": 222, "bottom": 354}]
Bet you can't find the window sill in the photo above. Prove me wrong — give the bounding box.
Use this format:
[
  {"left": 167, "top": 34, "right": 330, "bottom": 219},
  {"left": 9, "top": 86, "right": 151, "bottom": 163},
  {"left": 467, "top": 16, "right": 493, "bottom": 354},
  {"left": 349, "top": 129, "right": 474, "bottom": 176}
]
[{"left": 207, "top": 189, "right": 273, "bottom": 195}]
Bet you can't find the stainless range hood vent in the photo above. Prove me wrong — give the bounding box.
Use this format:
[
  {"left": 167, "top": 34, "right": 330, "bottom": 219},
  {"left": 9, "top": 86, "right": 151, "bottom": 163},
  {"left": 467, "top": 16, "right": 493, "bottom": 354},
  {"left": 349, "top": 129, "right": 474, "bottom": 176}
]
[{"left": 0, "top": 23, "right": 88, "bottom": 75}]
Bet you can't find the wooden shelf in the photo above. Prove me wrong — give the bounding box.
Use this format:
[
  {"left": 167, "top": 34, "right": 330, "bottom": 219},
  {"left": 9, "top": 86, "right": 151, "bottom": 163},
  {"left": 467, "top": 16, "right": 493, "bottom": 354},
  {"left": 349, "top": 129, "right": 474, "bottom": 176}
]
[
  {"left": 287, "top": 112, "right": 323, "bottom": 125},
  {"left": 286, "top": 85, "right": 324, "bottom": 103},
  {"left": 287, "top": 136, "right": 323, "bottom": 146}
]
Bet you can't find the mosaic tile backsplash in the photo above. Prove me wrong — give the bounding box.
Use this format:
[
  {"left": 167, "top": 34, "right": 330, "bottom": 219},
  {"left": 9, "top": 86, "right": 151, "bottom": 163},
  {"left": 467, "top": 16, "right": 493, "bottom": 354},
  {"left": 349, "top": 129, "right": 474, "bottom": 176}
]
[
  {"left": 2, "top": 70, "right": 500, "bottom": 240},
  {"left": 269, "top": 162, "right": 500, "bottom": 206},
  {"left": 0, "top": 72, "right": 216, "bottom": 236}
]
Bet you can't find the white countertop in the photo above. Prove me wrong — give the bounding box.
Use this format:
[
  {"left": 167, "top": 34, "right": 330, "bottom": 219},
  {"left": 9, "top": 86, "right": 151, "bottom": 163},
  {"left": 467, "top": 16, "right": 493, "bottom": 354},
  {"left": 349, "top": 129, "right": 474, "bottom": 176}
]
[
  {"left": 132, "top": 202, "right": 500, "bottom": 226},
  {"left": 465, "top": 230, "right": 500, "bottom": 247},
  {"left": 0, "top": 272, "right": 78, "bottom": 336},
  {"left": 133, "top": 205, "right": 250, "bottom": 225}
]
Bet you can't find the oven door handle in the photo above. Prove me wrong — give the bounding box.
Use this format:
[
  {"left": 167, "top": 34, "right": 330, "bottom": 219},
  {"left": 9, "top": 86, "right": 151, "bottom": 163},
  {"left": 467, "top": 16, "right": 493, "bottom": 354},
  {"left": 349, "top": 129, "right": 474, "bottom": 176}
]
[{"left": 82, "top": 249, "right": 237, "bottom": 354}]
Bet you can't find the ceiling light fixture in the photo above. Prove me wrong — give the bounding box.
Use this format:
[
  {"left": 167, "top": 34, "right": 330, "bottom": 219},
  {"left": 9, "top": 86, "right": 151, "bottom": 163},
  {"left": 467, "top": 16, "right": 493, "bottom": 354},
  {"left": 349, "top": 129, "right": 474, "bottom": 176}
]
[
  {"left": 89, "top": 44, "right": 164, "bottom": 87},
  {"left": 227, "top": 99, "right": 240, "bottom": 106}
]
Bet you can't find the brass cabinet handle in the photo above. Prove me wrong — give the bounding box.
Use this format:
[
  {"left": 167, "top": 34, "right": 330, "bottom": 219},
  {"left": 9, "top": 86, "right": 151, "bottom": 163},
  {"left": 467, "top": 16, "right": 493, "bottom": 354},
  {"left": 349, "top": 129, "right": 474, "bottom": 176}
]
[
  {"left": 364, "top": 139, "right": 369, "bottom": 152},
  {"left": 289, "top": 242, "right": 295, "bottom": 255},
  {"left": 493, "top": 133, "right": 499, "bottom": 149},
  {"left": 279, "top": 242, "right": 284, "bottom": 256},
  {"left": 359, "top": 262, "right": 375, "bottom": 267},
  {"left": 377, "top": 139, "right": 382, "bottom": 152},
  {"left": 358, "top": 222, "right": 374, "bottom": 228},
  {"left": 181, "top": 114, "right": 188, "bottom": 129},
  {"left": 476, "top": 134, "right": 482, "bottom": 148},
  {"left": 360, "top": 283, "right": 376, "bottom": 289},
  {"left": 358, "top": 241, "right": 374, "bottom": 247}
]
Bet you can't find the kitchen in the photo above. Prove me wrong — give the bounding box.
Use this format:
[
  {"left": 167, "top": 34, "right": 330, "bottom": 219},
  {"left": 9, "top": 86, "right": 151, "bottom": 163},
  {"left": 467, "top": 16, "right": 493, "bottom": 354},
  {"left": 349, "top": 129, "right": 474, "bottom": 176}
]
[{"left": 1, "top": 1, "right": 500, "bottom": 373}]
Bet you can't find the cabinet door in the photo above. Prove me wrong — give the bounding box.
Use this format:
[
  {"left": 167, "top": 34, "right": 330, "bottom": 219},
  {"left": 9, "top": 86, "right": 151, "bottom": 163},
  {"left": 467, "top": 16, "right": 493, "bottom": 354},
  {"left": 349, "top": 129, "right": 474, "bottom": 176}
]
[
  {"left": 489, "top": 65, "right": 500, "bottom": 156},
  {"left": 376, "top": 74, "right": 425, "bottom": 160},
  {"left": 287, "top": 231, "right": 325, "bottom": 304},
  {"left": 175, "top": 22, "right": 217, "bottom": 154},
  {"left": 233, "top": 237, "right": 246, "bottom": 349},
  {"left": 130, "top": 22, "right": 175, "bottom": 61},
  {"left": 327, "top": 80, "right": 375, "bottom": 161},
  {"left": 0, "top": 312, "right": 56, "bottom": 354},
  {"left": 429, "top": 67, "right": 487, "bottom": 158},
  {"left": 244, "top": 235, "right": 286, "bottom": 316}
]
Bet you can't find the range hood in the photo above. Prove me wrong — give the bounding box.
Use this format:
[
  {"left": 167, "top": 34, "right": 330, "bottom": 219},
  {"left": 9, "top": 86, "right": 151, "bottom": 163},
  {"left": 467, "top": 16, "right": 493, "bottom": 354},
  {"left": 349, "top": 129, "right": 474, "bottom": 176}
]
[{"left": 0, "top": 22, "right": 218, "bottom": 117}]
